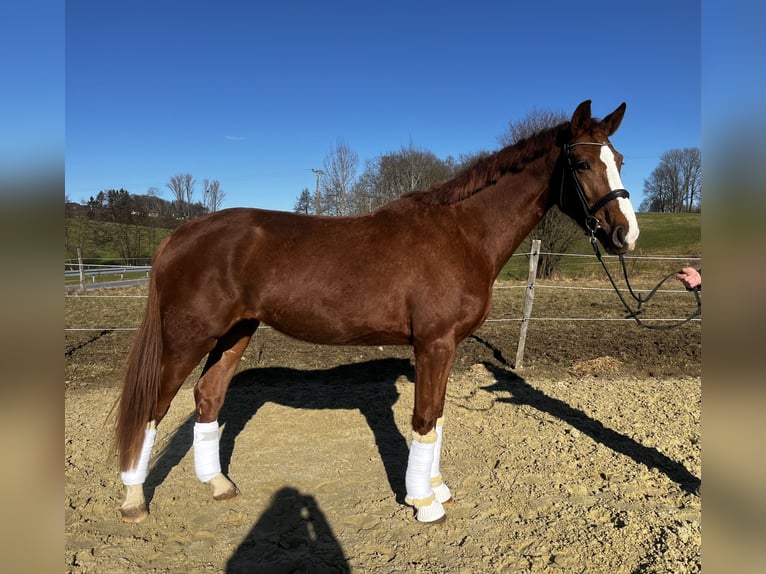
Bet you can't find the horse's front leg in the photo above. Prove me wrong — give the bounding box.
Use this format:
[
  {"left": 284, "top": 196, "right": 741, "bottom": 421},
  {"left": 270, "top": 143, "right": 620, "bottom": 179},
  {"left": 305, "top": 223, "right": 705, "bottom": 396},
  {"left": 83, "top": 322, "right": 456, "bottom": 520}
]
[{"left": 406, "top": 338, "right": 455, "bottom": 523}]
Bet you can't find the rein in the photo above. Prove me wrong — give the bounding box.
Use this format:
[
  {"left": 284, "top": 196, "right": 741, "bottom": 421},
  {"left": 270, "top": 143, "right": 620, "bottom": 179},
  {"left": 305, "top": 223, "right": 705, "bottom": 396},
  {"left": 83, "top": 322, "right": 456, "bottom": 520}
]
[
  {"left": 590, "top": 242, "right": 702, "bottom": 330},
  {"left": 561, "top": 142, "right": 702, "bottom": 330}
]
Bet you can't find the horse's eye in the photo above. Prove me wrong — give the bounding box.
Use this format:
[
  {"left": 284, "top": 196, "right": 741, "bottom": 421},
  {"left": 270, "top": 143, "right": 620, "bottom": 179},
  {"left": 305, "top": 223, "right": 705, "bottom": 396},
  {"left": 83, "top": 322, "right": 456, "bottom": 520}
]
[{"left": 576, "top": 161, "right": 590, "bottom": 171}]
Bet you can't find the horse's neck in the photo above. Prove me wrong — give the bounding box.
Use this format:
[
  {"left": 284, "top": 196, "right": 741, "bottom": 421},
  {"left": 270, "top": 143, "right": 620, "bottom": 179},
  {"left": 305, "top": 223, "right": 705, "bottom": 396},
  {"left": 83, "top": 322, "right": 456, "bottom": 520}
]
[{"left": 459, "top": 158, "right": 554, "bottom": 278}]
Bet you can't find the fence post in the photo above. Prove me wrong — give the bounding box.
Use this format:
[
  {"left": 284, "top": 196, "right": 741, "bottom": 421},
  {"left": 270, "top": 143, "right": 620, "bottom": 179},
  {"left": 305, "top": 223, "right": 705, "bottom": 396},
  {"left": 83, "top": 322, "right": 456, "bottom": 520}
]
[
  {"left": 515, "top": 239, "right": 541, "bottom": 369},
  {"left": 77, "top": 248, "right": 85, "bottom": 293}
]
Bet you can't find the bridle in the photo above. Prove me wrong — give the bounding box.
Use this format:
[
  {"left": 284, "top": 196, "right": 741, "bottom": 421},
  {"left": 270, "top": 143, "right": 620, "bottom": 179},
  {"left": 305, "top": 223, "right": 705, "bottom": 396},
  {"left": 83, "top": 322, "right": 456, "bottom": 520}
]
[
  {"left": 559, "top": 142, "right": 630, "bottom": 237},
  {"left": 558, "top": 141, "right": 702, "bottom": 330}
]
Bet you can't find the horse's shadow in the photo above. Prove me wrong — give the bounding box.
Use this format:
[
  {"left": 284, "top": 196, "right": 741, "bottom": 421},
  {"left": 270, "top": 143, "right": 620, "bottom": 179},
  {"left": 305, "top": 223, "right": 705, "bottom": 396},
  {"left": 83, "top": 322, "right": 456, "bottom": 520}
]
[
  {"left": 479, "top": 360, "right": 701, "bottom": 495},
  {"left": 145, "top": 357, "right": 413, "bottom": 506},
  {"left": 468, "top": 335, "right": 700, "bottom": 494}
]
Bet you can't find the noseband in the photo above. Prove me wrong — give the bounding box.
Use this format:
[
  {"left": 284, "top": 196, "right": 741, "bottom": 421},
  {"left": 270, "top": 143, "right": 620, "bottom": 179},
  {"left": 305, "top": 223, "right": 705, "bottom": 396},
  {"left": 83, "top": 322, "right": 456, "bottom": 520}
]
[{"left": 559, "top": 142, "right": 630, "bottom": 239}]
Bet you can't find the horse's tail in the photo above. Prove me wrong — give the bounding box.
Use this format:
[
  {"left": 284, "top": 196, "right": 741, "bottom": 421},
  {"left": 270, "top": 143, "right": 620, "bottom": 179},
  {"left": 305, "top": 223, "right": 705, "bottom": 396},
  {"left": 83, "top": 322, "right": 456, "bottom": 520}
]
[{"left": 115, "top": 272, "right": 163, "bottom": 471}]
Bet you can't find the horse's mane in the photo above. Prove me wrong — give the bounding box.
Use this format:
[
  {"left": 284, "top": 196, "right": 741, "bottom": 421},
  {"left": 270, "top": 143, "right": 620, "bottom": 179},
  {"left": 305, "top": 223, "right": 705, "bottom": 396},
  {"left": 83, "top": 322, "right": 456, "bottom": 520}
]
[{"left": 403, "top": 123, "right": 567, "bottom": 206}]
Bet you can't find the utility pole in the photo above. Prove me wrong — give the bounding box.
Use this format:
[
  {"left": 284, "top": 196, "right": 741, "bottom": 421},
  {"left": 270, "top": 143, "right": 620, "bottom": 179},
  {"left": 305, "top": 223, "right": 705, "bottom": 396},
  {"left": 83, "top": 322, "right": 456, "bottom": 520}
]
[{"left": 312, "top": 168, "right": 323, "bottom": 215}]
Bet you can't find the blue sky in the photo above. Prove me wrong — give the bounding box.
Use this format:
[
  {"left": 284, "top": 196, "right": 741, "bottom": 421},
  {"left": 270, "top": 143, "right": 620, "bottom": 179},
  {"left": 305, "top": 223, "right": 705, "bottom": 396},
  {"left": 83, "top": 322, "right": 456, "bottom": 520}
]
[{"left": 64, "top": 0, "right": 701, "bottom": 212}]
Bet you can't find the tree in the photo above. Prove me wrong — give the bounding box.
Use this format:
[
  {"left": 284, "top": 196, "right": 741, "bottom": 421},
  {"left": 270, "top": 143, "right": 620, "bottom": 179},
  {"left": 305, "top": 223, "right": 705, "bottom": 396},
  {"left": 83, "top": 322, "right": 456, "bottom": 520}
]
[
  {"left": 319, "top": 138, "right": 358, "bottom": 216},
  {"left": 352, "top": 144, "right": 453, "bottom": 214},
  {"left": 112, "top": 218, "right": 141, "bottom": 263},
  {"left": 140, "top": 186, "right": 164, "bottom": 249},
  {"left": 167, "top": 173, "right": 195, "bottom": 219},
  {"left": 497, "top": 107, "right": 566, "bottom": 148},
  {"left": 640, "top": 148, "right": 701, "bottom": 212},
  {"left": 294, "top": 188, "right": 313, "bottom": 214},
  {"left": 106, "top": 188, "right": 133, "bottom": 223},
  {"left": 377, "top": 143, "right": 451, "bottom": 200},
  {"left": 202, "top": 179, "right": 225, "bottom": 213},
  {"left": 499, "top": 108, "right": 583, "bottom": 278},
  {"left": 86, "top": 190, "right": 107, "bottom": 220}
]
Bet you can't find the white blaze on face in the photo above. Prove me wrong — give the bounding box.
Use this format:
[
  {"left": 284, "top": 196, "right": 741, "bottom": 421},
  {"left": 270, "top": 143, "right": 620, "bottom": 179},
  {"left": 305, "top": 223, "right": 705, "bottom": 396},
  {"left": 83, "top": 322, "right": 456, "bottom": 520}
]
[{"left": 600, "top": 145, "right": 640, "bottom": 248}]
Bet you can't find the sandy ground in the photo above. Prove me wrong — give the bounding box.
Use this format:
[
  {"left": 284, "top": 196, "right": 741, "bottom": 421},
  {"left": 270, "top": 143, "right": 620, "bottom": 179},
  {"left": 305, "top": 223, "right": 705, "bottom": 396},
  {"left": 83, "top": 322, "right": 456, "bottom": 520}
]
[{"left": 65, "top": 350, "right": 700, "bottom": 573}]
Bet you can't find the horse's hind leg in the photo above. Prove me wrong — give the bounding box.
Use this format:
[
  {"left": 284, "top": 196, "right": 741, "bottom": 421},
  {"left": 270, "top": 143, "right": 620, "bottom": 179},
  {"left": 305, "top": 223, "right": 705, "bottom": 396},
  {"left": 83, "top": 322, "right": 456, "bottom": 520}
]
[
  {"left": 120, "top": 342, "right": 214, "bottom": 523},
  {"left": 193, "top": 320, "right": 258, "bottom": 502}
]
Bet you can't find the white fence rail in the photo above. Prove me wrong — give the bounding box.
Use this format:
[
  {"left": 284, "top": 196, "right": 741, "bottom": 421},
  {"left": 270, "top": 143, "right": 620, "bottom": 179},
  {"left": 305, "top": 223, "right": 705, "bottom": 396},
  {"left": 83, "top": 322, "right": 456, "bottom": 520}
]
[{"left": 65, "top": 248, "right": 152, "bottom": 290}]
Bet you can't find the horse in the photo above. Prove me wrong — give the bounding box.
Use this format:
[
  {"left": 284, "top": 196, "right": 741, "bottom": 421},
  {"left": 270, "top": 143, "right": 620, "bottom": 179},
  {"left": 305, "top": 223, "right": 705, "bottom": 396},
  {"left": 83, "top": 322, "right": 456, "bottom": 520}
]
[{"left": 115, "top": 100, "right": 639, "bottom": 524}]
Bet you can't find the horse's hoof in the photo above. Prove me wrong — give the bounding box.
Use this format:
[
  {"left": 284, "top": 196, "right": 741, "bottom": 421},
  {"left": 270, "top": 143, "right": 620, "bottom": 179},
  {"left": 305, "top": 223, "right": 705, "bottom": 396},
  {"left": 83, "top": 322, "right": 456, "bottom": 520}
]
[
  {"left": 433, "top": 482, "right": 452, "bottom": 505},
  {"left": 213, "top": 488, "right": 239, "bottom": 502},
  {"left": 208, "top": 473, "right": 239, "bottom": 502},
  {"left": 415, "top": 499, "right": 446, "bottom": 524},
  {"left": 120, "top": 504, "right": 148, "bottom": 523}
]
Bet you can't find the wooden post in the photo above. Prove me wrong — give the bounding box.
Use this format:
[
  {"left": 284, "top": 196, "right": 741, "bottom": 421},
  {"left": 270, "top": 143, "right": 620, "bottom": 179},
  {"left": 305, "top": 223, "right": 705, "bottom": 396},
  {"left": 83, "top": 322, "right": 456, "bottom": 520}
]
[
  {"left": 515, "top": 239, "right": 541, "bottom": 369},
  {"left": 77, "top": 248, "right": 85, "bottom": 293}
]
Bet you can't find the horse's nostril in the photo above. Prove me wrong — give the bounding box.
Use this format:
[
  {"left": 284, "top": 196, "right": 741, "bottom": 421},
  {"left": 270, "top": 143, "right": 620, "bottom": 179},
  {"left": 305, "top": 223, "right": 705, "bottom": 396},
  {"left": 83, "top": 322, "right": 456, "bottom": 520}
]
[{"left": 613, "top": 226, "right": 626, "bottom": 247}]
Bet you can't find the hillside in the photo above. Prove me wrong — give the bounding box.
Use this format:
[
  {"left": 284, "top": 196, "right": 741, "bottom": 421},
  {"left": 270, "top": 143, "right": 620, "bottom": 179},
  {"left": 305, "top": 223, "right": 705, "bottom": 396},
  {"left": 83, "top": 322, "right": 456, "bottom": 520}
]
[{"left": 64, "top": 215, "right": 175, "bottom": 264}]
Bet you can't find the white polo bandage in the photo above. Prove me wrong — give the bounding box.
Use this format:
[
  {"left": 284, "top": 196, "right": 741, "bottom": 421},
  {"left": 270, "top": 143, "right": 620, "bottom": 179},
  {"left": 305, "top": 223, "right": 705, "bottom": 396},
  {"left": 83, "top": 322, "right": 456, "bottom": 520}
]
[
  {"left": 405, "top": 428, "right": 437, "bottom": 507},
  {"left": 120, "top": 426, "right": 157, "bottom": 486},
  {"left": 193, "top": 421, "right": 222, "bottom": 483},
  {"left": 430, "top": 417, "right": 452, "bottom": 504},
  {"left": 430, "top": 416, "right": 445, "bottom": 483}
]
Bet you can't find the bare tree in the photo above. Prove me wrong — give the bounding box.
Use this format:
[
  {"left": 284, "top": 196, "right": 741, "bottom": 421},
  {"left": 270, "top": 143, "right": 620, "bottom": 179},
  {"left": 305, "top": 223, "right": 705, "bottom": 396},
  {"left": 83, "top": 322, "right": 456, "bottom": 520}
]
[
  {"left": 498, "top": 107, "right": 567, "bottom": 148},
  {"left": 381, "top": 142, "right": 449, "bottom": 196},
  {"left": 640, "top": 148, "right": 701, "bottom": 212},
  {"left": 167, "top": 173, "right": 195, "bottom": 219},
  {"left": 319, "top": 138, "right": 358, "bottom": 216},
  {"left": 499, "top": 108, "right": 583, "bottom": 278},
  {"left": 202, "top": 179, "right": 225, "bottom": 213},
  {"left": 184, "top": 175, "right": 195, "bottom": 216},
  {"left": 352, "top": 144, "right": 452, "bottom": 214}
]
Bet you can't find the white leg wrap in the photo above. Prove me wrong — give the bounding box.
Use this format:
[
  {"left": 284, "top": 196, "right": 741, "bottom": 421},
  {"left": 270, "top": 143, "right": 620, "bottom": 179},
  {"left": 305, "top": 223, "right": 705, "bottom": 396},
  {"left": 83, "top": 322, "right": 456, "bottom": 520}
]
[
  {"left": 405, "top": 429, "right": 437, "bottom": 505},
  {"left": 120, "top": 426, "right": 157, "bottom": 486},
  {"left": 430, "top": 417, "right": 452, "bottom": 504},
  {"left": 430, "top": 417, "right": 444, "bottom": 481},
  {"left": 406, "top": 428, "right": 446, "bottom": 522},
  {"left": 193, "top": 421, "right": 222, "bottom": 483}
]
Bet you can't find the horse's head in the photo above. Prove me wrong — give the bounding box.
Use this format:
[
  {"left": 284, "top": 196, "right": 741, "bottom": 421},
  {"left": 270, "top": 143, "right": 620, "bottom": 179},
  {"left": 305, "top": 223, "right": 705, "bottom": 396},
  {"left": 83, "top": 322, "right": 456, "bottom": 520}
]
[{"left": 555, "top": 100, "right": 639, "bottom": 255}]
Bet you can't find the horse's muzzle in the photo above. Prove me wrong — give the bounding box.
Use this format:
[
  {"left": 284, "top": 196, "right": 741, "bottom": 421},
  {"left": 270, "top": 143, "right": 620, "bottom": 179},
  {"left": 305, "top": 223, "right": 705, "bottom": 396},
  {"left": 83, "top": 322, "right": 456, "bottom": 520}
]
[{"left": 602, "top": 225, "right": 634, "bottom": 255}]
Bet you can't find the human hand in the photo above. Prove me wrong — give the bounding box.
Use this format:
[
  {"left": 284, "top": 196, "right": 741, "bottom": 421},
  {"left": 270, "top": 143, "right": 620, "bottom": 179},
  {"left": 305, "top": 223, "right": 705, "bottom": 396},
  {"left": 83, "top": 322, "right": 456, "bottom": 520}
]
[{"left": 676, "top": 267, "right": 701, "bottom": 289}]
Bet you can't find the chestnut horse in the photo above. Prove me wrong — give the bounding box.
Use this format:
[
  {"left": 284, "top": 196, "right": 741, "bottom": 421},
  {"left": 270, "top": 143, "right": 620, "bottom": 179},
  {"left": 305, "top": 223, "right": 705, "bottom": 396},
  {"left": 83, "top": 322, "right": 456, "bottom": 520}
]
[{"left": 116, "top": 100, "right": 639, "bottom": 523}]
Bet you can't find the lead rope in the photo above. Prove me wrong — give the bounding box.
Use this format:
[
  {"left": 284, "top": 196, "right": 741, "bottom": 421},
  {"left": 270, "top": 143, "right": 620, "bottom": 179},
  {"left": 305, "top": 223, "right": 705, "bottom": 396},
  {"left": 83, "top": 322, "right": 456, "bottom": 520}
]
[{"left": 589, "top": 237, "right": 701, "bottom": 330}]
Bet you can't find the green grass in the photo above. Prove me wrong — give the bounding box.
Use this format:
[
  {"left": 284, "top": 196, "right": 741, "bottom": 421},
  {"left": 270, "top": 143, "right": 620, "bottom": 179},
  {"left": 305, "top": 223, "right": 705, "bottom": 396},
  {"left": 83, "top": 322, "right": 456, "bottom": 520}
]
[{"left": 631, "top": 212, "right": 701, "bottom": 255}]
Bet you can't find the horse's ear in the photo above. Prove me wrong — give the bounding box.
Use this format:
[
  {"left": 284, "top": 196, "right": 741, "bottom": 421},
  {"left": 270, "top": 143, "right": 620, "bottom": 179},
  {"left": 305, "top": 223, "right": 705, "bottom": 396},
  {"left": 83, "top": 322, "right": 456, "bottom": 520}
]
[
  {"left": 570, "top": 100, "right": 592, "bottom": 131},
  {"left": 600, "top": 102, "right": 627, "bottom": 136}
]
